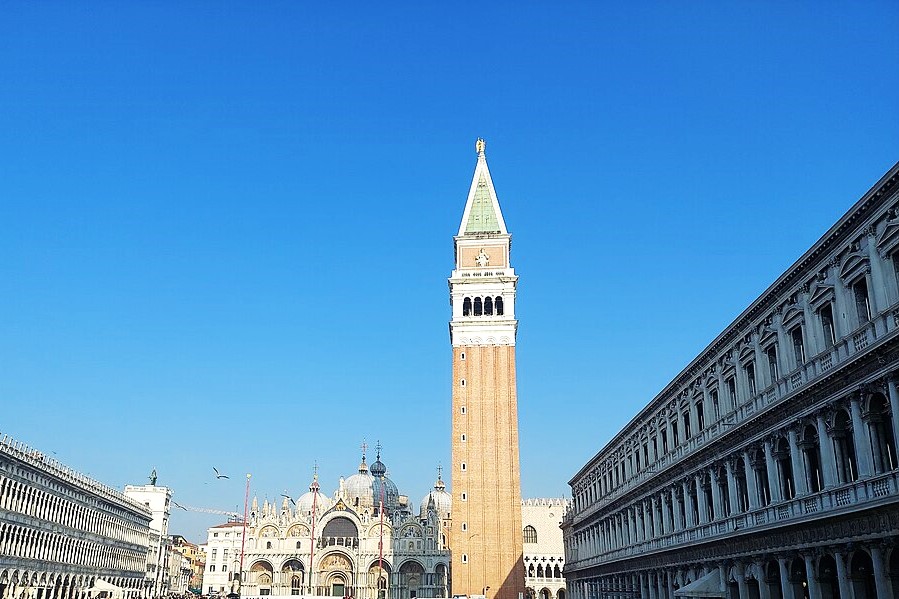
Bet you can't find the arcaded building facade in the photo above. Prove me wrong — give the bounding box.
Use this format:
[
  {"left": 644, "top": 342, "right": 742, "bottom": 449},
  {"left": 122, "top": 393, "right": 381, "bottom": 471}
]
[
  {"left": 522, "top": 499, "right": 569, "bottom": 599},
  {"left": 0, "top": 434, "right": 152, "bottom": 599},
  {"left": 563, "top": 162, "right": 899, "bottom": 599}
]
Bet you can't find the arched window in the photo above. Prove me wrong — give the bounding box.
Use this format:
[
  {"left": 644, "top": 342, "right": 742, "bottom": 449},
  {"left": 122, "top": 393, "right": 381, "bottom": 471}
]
[
  {"left": 832, "top": 410, "right": 858, "bottom": 483},
  {"left": 774, "top": 437, "right": 796, "bottom": 499},
  {"left": 867, "top": 393, "right": 897, "bottom": 472},
  {"left": 484, "top": 297, "right": 493, "bottom": 315},
  {"left": 474, "top": 297, "right": 483, "bottom": 316},
  {"left": 536, "top": 564, "right": 544, "bottom": 578},
  {"left": 266, "top": 541, "right": 272, "bottom": 549},
  {"left": 495, "top": 296, "right": 504, "bottom": 315},
  {"left": 800, "top": 424, "right": 822, "bottom": 492},
  {"left": 462, "top": 298, "right": 472, "bottom": 316},
  {"left": 523, "top": 525, "right": 537, "bottom": 543}
]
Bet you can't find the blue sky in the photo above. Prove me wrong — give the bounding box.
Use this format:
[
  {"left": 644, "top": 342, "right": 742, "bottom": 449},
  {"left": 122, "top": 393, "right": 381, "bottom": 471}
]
[{"left": 1, "top": 2, "right": 897, "bottom": 543}]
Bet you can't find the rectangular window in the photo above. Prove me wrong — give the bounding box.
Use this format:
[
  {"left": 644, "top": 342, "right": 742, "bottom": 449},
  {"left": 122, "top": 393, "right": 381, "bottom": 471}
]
[
  {"left": 642, "top": 443, "right": 648, "bottom": 467},
  {"left": 746, "top": 362, "right": 757, "bottom": 396},
  {"left": 710, "top": 389, "right": 720, "bottom": 419},
  {"left": 671, "top": 421, "right": 679, "bottom": 446},
  {"left": 766, "top": 346, "right": 779, "bottom": 382},
  {"left": 854, "top": 278, "right": 871, "bottom": 323},
  {"left": 661, "top": 430, "right": 668, "bottom": 453},
  {"left": 260, "top": 590, "right": 271, "bottom": 596},
  {"left": 695, "top": 400, "right": 705, "bottom": 431},
  {"left": 461, "top": 492, "right": 467, "bottom": 501},
  {"left": 727, "top": 377, "right": 737, "bottom": 407},
  {"left": 212, "top": 549, "right": 217, "bottom": 559},
  {"left": 460, "top": 406, "right": 466, "bottom": 415},
  {"left": 820, "top": 303, "right": 836, "bottom": 348},
  {"left": 791, "top": 326, "right": 805, "bottom": 365},
  {"left": 223, "top": 549, "right": 229, "bottom": 559},
  {"left": 682, "top": 411, "right": 691, "bottom": 440},
  {"left": 461, "top": 462, "right": 466, "bottom": 471},
  {"left": 461, "top": 434, "right": 466, "bottom": 442}
]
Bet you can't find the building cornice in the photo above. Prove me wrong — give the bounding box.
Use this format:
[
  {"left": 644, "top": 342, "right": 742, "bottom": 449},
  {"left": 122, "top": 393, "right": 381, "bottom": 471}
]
[{"left": 571, "top": 162, "right": 899, "bottom": 484}]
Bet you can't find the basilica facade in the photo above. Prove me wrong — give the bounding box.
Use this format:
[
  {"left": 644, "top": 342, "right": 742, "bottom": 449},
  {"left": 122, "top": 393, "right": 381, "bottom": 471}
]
[
  {"left": 562, "top": 164, "right": 899, "bottom": 599},
  {"left": 204, "top": 451, "right": 451, "bottom": 599}
]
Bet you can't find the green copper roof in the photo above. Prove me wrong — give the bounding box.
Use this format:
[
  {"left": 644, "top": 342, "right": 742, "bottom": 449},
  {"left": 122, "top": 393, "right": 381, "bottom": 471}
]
[{"left": 464, "top": 173, "right": 501, "bottom": 234}]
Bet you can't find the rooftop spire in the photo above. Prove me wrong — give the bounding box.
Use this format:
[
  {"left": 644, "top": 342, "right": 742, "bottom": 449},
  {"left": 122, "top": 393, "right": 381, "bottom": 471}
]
[
  {"left": 435, "top": 463, "right": 446, "bottom": 490},
  {"left": 359, "top": 439, "right": 369, "bottom": 473},
  {"left": 458, "top": 137, "right": 508, "bottom": 236}
]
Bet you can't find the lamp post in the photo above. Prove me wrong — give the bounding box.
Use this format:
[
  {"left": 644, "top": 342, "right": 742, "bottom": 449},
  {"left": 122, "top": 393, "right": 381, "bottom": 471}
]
[{"left": 236, "top": 474, "right": 251, "bottom": 598}]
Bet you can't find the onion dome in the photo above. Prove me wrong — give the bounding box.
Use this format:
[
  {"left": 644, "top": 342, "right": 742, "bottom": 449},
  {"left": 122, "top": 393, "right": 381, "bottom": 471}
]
[
  {"left": 297, "top": 472, "right": 332, "bottom": 515},
  {"left": 420, "top": 466, "right": 451, "bottom": 519}
]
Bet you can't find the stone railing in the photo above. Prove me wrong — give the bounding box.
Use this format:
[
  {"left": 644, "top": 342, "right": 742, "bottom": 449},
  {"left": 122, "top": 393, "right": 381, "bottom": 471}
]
[{"left": 567, "top": 469, "right": 899, "bottom": 568}]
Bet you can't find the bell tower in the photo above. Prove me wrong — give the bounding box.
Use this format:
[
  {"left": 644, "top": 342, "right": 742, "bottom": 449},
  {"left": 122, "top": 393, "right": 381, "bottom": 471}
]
[{"left": 449, "top": 139, "right": 524, "bottom": 599}]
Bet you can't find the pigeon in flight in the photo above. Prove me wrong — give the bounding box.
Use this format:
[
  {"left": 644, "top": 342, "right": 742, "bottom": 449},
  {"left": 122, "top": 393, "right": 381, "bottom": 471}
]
[
  {"left": 213, "top": 467, "right": 230, "bottom": 479},
  {"left": 281, "top": 493, "right": 297, "bottom": 506},
  {"left": 173, "top": 501, "right": 188, "bottom": 511}
]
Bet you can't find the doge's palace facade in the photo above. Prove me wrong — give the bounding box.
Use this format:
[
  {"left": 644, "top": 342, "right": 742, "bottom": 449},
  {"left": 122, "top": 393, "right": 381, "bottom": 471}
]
[
  {"left": 0, "top": 434, "right": 152, "bottom": 599},
  {"left": 563, "top": 163, "right": 899, "bottom": 599}
]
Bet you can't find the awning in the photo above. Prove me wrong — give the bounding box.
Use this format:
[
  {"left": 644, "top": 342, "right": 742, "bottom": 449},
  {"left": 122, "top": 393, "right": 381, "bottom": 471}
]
[
  {"left": 86, "top": 580, "right": 123, "bottom": 599},
  {"left": 673, "top": 570, "right": 725, "bottom": 598}
]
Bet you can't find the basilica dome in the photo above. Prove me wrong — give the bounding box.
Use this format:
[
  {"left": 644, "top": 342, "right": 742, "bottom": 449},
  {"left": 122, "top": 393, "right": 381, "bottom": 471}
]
[
  {"left": 420, "top": 471, "right": 451, "bottom": 519},
  {"left": 296, "top": 475, "right": 332, "bottom": 515}
]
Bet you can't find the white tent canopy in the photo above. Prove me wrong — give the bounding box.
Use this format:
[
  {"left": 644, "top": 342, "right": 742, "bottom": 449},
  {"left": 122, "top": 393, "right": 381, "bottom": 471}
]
[
  {"left": 86, "top": 580, "right": 124, "bottom": 599},
  {"left": 673, "top": 570, "right": 725, "bottom": 598}
]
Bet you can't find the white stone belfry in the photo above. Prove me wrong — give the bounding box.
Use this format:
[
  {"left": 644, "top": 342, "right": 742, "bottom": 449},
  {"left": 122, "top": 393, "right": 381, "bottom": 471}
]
[{"left": 449, "top": 140, "right": 519, "bottom": 348}]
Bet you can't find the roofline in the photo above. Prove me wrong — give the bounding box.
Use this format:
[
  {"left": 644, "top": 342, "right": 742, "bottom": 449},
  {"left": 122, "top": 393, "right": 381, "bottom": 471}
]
[{"left": 569, "top": 160, "right": 899, "bottom": 485}]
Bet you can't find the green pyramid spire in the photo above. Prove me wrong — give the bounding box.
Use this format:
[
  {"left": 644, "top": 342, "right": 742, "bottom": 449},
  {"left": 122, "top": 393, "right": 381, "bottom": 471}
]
[{"left": 464, "top": 173, "right": 501, "bottom": 234}]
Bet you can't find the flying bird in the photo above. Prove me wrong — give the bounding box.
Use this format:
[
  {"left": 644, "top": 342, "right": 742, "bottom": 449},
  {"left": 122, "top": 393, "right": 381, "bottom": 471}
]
[
  {"left": 213, "top": 467, "right": 230, "bottom": 479},
  {"left": 281, "top": 493, "right": 296, "bottom": 506},
  {"left": 173, "top": 501, "right": 188, "bottom": 511}
]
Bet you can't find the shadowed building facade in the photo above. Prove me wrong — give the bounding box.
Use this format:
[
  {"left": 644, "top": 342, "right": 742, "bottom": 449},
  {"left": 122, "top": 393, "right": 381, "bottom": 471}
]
[
  {"left": 449, "top": 139, "right": 525, "bottom": 599},
  {"left": 562, "top": 163, "right": 899, "bottom": 599}
]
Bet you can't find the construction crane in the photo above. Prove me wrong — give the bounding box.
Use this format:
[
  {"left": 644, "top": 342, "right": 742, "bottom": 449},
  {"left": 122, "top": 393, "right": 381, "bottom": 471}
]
[{"left": 172, "top": 501, "right": 242, "bottom": 521}]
